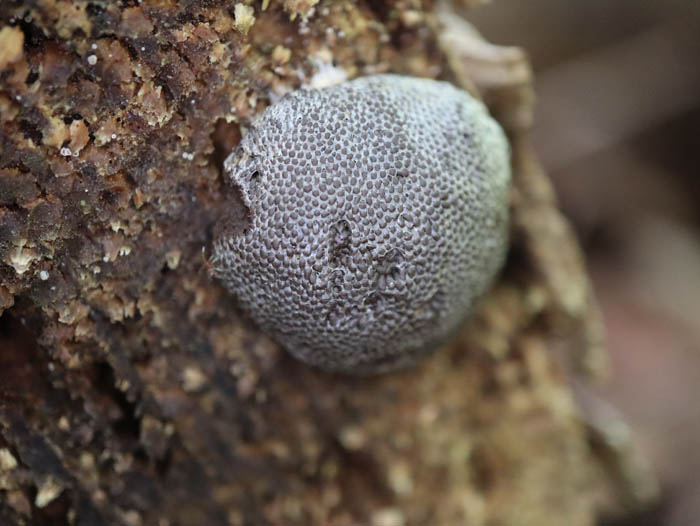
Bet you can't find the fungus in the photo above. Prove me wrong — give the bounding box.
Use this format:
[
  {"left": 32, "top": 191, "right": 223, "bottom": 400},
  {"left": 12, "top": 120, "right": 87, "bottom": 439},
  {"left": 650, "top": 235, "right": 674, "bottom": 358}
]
[{"left": 213, "top": 74, "right": 511, "bottom": 373}]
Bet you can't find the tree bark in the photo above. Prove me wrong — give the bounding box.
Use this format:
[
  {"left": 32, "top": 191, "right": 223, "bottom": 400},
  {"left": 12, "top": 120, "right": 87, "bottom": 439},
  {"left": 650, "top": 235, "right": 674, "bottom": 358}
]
[{"left": 0, "top": 1, "right": 652, "bottom": 525}]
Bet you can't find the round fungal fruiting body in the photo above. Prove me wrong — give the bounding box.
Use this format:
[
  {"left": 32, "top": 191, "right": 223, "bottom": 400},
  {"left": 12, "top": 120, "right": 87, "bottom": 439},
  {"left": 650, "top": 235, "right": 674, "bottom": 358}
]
[{"left": 213, "top": 74, "right": 511, "bottom": 374}]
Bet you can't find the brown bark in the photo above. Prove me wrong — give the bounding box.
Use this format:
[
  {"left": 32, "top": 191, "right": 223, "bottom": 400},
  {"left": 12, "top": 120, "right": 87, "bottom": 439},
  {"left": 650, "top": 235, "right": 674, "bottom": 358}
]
[{"left": 0, "top": 1, "right": 653, "bottom": 525}]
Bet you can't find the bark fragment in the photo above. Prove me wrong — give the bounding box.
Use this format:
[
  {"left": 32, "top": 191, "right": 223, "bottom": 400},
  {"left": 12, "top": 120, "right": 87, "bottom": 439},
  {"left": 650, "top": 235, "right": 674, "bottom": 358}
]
[{"left": 0, "top": 1, "right": 653, "bottom": 524}]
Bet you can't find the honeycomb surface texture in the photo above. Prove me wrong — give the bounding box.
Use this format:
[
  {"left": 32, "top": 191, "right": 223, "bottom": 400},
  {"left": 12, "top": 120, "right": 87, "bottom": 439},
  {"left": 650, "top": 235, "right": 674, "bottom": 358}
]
[{"left": 213, "top": 74, "right": 511, "bottom": 373}]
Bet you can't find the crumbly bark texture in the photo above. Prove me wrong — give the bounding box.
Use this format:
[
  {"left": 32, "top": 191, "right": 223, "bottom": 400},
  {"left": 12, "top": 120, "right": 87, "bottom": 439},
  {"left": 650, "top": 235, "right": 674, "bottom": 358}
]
[
  {"left": 213, "top": 75, "right": 510, "bottom": 373},
  {"left": 0, "top": 1, "right": 646, "bottom": 525}
]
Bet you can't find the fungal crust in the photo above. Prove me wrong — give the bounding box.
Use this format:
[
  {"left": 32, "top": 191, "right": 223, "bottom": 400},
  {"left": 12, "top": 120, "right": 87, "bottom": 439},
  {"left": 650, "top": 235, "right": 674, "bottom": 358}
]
[{"left": 213, "top": 74, "right": 511, "bottom": 374}]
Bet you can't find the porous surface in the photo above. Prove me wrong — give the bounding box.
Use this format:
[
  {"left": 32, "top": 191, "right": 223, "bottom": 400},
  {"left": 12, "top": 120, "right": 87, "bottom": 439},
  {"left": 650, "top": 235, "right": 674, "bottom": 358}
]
[{"left": 213, "top": 74, "right": 511, "bottom": 373}]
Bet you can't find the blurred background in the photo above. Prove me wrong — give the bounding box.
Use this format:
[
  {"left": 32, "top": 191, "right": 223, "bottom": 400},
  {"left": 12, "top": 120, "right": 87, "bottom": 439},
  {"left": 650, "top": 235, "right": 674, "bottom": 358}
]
[{"left": 468, "top": 1, "right": 700, "bottom": 525}]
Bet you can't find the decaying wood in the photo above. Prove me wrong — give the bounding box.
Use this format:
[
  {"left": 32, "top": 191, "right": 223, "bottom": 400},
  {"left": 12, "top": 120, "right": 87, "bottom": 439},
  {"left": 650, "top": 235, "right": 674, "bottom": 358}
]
[{"left": 0, "top": 1, "right": 653, "bottom": 524}]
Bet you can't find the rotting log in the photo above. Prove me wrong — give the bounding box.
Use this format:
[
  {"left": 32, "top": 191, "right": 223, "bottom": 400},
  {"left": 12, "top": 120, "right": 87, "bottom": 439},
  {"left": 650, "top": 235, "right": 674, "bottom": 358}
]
[{"left": 0, "top": 1, "right": 654, "bottom": 525}]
